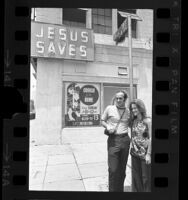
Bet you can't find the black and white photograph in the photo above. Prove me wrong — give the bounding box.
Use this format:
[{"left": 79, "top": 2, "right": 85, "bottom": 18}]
[{"left": 29, "top": 8, "right": 153, "bottom": 192}]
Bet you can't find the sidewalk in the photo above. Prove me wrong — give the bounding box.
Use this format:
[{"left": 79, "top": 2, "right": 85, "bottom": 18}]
[{"left": 29, "top": 127, "right": 132, "bottom": 191}]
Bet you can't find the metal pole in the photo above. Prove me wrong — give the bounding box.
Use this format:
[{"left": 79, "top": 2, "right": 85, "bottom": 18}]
[{"left": 128, "top": 15, "right": 133, "bottom": 102}]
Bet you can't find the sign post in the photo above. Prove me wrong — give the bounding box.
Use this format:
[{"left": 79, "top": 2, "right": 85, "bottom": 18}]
[
  {"left": 113, "top": 12, "right": 142, "bottom": 102},
  {"left": 113, "top": 12, "right": 142, "bottom": 192},
  {"left": 128, "top": 15, "right": 133, "bottom": 102}
]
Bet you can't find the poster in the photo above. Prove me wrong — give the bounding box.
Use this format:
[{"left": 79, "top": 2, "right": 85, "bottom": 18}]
[{"left": 65, "top": 82, "right": 100, "bottom": 126}]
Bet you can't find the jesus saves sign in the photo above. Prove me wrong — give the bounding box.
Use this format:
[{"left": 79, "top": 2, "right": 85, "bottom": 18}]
[{"left": 31, "top": 21, "right": 94, "bottom": 61}]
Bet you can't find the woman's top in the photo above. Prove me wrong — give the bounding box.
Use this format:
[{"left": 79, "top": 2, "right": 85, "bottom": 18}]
[
  {"left": 101, "top": 105, "right": 130, "bottom": 135},
  {"left": 130, "top": 118, "right": 151, "bottom": 159}
]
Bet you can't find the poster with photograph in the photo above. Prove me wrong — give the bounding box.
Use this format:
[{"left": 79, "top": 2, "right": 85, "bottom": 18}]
[{"left": 65, "top": 82, "right": 100, "bottom": 126}]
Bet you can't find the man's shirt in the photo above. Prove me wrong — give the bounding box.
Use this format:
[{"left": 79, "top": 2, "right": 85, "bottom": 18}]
[{"left": 101, "top": 105, "right": 130, "bottom": 135}]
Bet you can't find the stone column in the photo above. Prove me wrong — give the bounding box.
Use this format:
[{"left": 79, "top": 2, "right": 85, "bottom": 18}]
[
  {"left": 86, "top": 9, "right": 92, "bottom": 29},
  {"left": 112, "top": 9, "right": 118, "bottom": 34},
  {"left": 30, "top": 58, "right": 63, "bottom": 145}
]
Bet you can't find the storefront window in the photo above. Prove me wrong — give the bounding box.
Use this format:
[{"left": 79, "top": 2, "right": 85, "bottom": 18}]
[{"left": 64, "top": 82, "right": 100, "bottom": 126}]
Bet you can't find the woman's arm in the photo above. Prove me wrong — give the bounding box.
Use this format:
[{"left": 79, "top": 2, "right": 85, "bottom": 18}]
[
  {"left": 144, "top": 118, "right": 152, "bottom": 164},
  {"left": 146, "top": 118, "right": 152, "bottom": 155}
]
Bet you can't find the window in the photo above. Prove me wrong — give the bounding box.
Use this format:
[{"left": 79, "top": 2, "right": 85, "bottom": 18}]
[
  {"left": 117, "top": 9, "right": 137, "bottom": 38},
  {"left": 92, "top": 9, "right": 112, "bottom": 35},
  {"left": 63, "top": 8, "right": 86, "bottom": 28}
]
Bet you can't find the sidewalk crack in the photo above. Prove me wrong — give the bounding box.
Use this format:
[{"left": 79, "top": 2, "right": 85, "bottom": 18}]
[
  {"left": 70, "top": 145, "right": 86, "bottom": 191},
  {"left": 41, "top": 155, "right": 49, "bottom": 190}
]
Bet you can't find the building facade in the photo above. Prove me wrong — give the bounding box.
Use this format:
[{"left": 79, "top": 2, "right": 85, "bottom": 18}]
[{"left": 30, "top": 8, "right": 153, "bottom": 145}]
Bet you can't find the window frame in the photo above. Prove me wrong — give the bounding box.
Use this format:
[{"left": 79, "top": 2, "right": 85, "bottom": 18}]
[{"left": 92, "top": 8, "right": 112, "bottom": 35}]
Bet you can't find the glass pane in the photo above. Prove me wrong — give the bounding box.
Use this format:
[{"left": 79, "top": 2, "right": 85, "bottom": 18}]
[
  {"left": 63, "top": 8, "right": 86, "bottom": 23},
  {"left": 98, "top": 8, "right": 105, "bottom": 15},
  {"left": 92, "top": 8, "right": 98, "bottom": 14},
  {"left": 105, "top": 16, "right": 112, "bottom": 26},
  {"left": 92, "top": 9, "right": 112, "bottom": 35},
  {"left": 132, "top": 19, "right": 137, "bottom": 31},
  {"left": 93, "top": 24, "right": 98, "bottom": 33},
  {"left": 98, "top": 16, "right": 105, "bottom": 25},
  {"left": 93, "top": 14, "right": 98, "bottom": 24},
  {"left": 105, "top": 9, "right": 112, "bottom": 16},
  {"left": 105, "top": 27, "right": 112, "bottom": 34},
  {"left": 98, "top": 25, "right": 105, "bottom": 34},
  {"left": 132, "top": 30, "right": 136, "bottom": 38}
]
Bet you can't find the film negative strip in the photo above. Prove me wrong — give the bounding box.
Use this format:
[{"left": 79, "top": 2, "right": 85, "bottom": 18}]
[{"left": 3, "top": 0, "right": 181, "bottom": 199}]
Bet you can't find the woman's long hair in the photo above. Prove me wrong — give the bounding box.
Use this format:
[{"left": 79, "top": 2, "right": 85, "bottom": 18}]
[{"left": 129, "top": 99, "right": 147, "bottom": 126}]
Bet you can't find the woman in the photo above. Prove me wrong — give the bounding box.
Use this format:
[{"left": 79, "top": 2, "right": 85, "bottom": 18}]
[{"left": 129, "top": 99, "right": 151, "bottom": 192}]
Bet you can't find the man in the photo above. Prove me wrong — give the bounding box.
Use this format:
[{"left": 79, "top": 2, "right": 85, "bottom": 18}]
[{"left": 101, "top": 91, "right": 130, "bottom": 192}]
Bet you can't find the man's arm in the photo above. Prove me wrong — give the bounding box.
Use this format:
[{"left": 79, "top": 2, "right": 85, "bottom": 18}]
[
  {"left": 101, "top": 106, "right": 109, "bottom": 129},
  {"left": 101, "top": 106, "right": 115, "bottom": 134},
  {"left": 101, "top": 120, "right": 109, "bottom": 129}
]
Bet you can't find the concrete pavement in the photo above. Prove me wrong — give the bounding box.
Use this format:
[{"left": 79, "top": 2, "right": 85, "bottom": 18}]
[{"left": 29, "top": 127, "right": 132, "bottom": 191}]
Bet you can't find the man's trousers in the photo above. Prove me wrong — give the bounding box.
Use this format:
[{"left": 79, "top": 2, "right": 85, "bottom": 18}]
[{"left": 107, "top": 134, "right": 130, "bottom": 192}]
